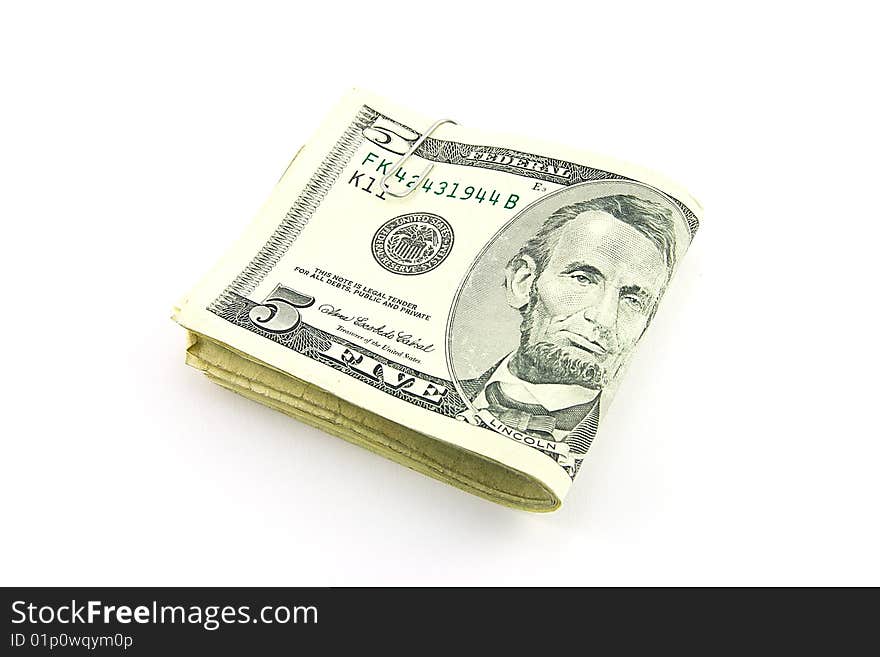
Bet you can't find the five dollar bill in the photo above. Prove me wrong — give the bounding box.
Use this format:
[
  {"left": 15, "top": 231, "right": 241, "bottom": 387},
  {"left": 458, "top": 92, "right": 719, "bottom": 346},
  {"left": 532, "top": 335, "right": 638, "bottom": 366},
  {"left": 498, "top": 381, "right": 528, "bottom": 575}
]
[{"left": 173, "top": 89, "right": 702, "bottom": 512}]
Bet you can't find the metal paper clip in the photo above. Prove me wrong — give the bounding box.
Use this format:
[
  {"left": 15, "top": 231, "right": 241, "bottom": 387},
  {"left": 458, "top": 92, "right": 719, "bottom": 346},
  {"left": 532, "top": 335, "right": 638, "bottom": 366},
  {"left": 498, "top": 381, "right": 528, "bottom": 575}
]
[{"left": 380, "top": 118, "right": 457, "bottom": 198}]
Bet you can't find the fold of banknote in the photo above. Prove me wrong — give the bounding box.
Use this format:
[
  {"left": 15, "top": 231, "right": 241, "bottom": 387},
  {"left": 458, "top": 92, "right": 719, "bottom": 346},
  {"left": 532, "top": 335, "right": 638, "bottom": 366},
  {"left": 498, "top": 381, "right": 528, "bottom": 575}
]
[{"left": 173, "top": 89, "right": 702, "bottom": 512}]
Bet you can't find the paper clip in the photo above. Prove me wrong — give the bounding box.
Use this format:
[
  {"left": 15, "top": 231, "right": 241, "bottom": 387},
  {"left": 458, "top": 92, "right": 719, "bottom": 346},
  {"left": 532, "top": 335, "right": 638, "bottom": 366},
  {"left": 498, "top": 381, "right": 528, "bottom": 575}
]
[{"left": 380, "top": 118, "right": 457, "bottom": 198}]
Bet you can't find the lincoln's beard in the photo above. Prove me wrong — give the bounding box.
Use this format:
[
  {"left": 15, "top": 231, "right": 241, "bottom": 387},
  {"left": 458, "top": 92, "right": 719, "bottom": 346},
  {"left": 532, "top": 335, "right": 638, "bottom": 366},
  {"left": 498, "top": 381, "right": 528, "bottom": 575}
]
[
  {"left": 511, "top": 340, "right": 608, "bottom": 388},
  {"left": 510, "top": 284, "right": 611, "bottom": 389}
]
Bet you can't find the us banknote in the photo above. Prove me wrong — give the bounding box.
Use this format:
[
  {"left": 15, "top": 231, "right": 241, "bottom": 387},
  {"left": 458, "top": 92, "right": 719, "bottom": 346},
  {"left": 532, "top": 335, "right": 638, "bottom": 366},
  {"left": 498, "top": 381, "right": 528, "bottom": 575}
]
[{"left": 173, "top": 89, "right": 701, "bottom": 511}]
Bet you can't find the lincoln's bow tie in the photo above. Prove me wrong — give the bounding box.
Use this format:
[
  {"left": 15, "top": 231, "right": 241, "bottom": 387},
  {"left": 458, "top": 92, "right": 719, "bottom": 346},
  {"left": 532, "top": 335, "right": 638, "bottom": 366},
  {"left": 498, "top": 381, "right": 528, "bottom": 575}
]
[{"left": 483, "top": 381, "right": 595, "bottom": 435}]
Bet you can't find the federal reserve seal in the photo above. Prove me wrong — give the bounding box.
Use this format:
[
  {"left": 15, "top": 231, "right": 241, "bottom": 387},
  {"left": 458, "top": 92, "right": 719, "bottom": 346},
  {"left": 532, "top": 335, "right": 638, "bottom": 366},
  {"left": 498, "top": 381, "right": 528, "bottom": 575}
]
[{"left": 371, "top": 212, "right": 454, "bottom": 275}]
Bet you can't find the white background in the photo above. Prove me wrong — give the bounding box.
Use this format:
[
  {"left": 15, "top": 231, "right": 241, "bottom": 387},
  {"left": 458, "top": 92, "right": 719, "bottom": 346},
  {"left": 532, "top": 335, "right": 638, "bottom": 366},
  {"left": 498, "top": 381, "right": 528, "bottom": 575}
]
[{"left": 2, "top": 1, "right": 878, "bottom": 586}]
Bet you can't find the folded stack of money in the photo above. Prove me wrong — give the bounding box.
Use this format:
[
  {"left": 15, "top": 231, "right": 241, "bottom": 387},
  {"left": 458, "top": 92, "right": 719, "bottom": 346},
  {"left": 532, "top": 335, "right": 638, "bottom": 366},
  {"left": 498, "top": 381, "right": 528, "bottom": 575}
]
[{"left": 173, "top": 90, "right": 701, "bottom": 512}]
